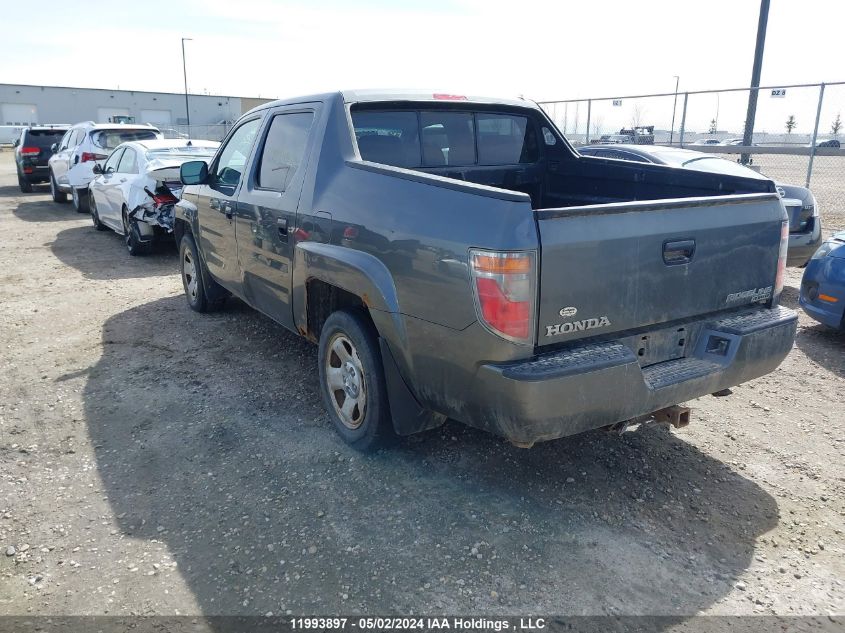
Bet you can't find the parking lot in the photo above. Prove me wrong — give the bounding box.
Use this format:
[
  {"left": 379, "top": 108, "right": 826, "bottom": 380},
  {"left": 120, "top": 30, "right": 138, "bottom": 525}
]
[{"left": 0, "top": 148, "right": 842, "bottom": 619}]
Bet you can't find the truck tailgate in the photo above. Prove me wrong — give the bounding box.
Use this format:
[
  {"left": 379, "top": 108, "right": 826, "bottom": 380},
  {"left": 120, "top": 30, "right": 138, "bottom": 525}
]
[{"left": 535, "top": 193, "right": 786, "bottom": 346}]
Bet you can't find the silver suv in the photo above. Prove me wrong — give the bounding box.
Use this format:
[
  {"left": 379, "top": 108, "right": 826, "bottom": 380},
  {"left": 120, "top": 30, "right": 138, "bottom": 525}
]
[{"left": 48, "top": 122, "right": 161, "bottom": 212}]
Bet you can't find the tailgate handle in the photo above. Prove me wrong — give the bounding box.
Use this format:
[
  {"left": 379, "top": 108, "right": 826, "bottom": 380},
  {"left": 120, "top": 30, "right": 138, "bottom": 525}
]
[{"left": 663, "top": 239, "right": 696, "bottom": 265}]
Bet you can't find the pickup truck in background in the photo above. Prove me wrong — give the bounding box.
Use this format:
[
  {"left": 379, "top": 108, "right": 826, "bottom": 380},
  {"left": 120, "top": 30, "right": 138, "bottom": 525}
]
[{"left": 173, "top": 90, "right": 797, "bottom": 450}]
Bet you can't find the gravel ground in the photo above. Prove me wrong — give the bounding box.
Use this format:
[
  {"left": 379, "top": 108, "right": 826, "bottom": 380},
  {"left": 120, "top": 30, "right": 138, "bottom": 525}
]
[{"left": 0, "top": 151, "right": 843, "bottom": 619}]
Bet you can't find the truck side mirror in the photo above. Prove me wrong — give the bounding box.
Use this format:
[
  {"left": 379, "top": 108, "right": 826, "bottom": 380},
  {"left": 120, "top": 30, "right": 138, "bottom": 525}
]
[
  {"left": 51, "top": 143, "right": 58, "bottom": 153},
  {"left": 92, "top": 163, "right": 103, "bottom": 175},
  {"left": 180, "top": 160, "right": 209, "bottom": 185}
]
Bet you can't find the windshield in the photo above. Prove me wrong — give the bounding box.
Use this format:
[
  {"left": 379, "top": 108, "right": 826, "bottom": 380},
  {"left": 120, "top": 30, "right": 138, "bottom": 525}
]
[
  {"left": 678, "top": 156, "right": 766, "bottom": 179},
  {"left": 91, "top": 129, "right": 159, "bottom": 150}
]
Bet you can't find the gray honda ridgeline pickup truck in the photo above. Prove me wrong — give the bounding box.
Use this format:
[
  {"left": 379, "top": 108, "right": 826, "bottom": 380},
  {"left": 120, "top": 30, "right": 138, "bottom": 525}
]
[{"left": 174, "top": 90, "right": 797, "bottom": 450}]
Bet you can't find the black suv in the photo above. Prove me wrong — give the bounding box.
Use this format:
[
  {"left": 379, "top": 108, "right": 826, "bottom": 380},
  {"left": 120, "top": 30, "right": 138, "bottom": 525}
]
[{"left": 14, "top": 126, "right": 70, "bottom": 192}]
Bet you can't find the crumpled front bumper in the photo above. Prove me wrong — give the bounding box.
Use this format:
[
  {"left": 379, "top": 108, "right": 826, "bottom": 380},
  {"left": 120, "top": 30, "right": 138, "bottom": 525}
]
[{"left": 467, "top": 305, "right": 797, "bottom": 445}]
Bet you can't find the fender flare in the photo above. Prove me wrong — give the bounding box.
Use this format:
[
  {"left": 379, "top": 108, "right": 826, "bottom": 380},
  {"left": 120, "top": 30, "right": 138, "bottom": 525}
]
[
  {"left": 293, "top": 241, "right": 406, "bottom": 348},
  {"left": 294, "top": 243, "right": 445, "bottom": 436}
]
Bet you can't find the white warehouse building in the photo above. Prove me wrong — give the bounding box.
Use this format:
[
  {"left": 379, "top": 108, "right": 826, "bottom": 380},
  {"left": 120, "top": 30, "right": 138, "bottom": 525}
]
[{"left": 0, "top": 83, "right": 273, "bottom": 128}]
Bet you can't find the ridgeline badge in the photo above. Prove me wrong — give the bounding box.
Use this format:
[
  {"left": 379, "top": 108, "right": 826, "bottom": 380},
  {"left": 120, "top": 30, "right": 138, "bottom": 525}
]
[{"left": 546, "top": 316, "right": 611, "bottom": 337}]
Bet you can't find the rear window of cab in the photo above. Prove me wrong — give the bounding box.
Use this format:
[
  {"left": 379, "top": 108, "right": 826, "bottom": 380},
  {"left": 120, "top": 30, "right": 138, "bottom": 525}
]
[{"left": 351, "top": 108, "right": 539, "bottom": 169}]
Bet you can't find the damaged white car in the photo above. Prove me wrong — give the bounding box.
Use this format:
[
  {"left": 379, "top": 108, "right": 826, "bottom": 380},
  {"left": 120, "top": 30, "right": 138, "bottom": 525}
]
[{"left": 88, "top": 139, "right": 219, "bottom": 255}]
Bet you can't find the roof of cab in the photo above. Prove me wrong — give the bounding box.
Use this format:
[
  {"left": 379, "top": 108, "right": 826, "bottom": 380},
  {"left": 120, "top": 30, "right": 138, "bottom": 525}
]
[{"left": 242, "top": 90, "right": 537, "bottom": 117}]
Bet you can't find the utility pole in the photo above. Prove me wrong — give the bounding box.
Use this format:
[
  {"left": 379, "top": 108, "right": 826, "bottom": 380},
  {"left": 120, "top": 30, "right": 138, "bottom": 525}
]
[
  {"left": 741, "top": 0, "right": 770, "bottom": 163},
  {"left": 669, "top": 75, "right": 680, "bottom": 146},
  {"left": 181, "top": 38, "right": 193, "bottom": 128}
]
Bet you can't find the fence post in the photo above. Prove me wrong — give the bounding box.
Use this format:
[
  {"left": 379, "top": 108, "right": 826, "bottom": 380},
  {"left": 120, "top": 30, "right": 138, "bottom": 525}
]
[
  {"left": 679, "top": 93, "right": 689, "bottom": 147},
  {"left": 585, "top": 99, "right": 592, "bottom": 145},
  {"left": 806, "top": 82, "right": 825, "bottom": 188}
]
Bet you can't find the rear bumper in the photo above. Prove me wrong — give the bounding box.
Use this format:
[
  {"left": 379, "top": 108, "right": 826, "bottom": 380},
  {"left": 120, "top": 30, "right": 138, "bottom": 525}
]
[
  {"left": 20, "top": 165, "right": 50, "bottom": 183},
  {"left": 467, "top": 306, "right": 797, "bottom": 444},
  {"left": 787, "top": 220, "right": 823, "bottom": 267}
]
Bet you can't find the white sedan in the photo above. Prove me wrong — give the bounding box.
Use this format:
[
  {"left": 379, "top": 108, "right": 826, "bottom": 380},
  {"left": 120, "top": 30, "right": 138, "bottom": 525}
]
[{"left": 88, "top": 139, "right": 219, "bottom": 255}]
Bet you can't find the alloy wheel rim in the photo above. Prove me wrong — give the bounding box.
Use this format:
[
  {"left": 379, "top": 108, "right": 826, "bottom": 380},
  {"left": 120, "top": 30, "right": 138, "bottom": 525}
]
[
  {"left": 183, "top": 250, "right": 198, "bottom": 301},
  {"left": 325, "top": 334, "right": 367, "bottom": 429}
]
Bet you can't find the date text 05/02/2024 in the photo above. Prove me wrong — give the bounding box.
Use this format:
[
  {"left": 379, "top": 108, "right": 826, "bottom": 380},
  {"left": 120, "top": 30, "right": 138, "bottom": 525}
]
[{"left": 290, "top": 617, "right": 547, "bottom": 630}]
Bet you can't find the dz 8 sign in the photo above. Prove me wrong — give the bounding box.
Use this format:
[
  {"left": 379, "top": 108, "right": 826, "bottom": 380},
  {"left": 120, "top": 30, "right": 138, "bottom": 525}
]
[{"left": 771, "top": 89, "right": 787, "bottom": 97}]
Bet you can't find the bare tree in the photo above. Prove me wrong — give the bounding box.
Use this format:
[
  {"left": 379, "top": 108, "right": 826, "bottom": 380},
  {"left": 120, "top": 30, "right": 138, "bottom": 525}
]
[
  {"left": 591, "top": 115, "right": 604, "bottom": 141},
  {"left": 832, "top": 113, "right": 842, "bottom": 137},
  {"left": 630, "top": 103, "right": 647, "bottom": 128},
  {"left": 785, "top": 115, "right": 797, "bottom": 134}
]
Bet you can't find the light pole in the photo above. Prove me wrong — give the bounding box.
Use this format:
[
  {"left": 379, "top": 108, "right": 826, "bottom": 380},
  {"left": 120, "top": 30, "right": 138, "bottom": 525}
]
[
  {"left": 742, "top": 0, "right": 770, "bottom": 163},
  {"left": 669, "top": 75, "right": 680, "bottom": 146},
  {"left": 181, "top": 38, "right": 193, "bottom": 128}
]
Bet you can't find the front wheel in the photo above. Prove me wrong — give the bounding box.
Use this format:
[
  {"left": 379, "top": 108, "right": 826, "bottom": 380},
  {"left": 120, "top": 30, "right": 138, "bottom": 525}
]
[
  {"left": 179, "top": 233, "right": 226, "bottom": 312},
  {"left": 318, "top": 309, "right": 394, "bottom": 451},
  {"left": 122, "top": 207, "right": 149, "bottom": 256},
  {"left": 72, "top": 187, "right": 90, "bottom": 213},
  {"left": 90, "top": 193, "right": 107, "bottom": 231},
  {"left": 50, "top": 171, "right": 67, "bottom": 203}
]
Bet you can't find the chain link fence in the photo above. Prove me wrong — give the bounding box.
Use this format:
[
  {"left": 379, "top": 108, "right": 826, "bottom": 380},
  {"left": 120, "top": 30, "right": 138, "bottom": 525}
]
[{"left": 538, "top": 81, "right": 845, "bottom": 233}]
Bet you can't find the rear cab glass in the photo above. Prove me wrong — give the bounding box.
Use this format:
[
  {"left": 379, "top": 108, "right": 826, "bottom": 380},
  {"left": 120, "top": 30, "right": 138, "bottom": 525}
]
[
  {"left": 351, "top": 106, "right": 539, "bottom": 169},
  {"left": 91, "top": 129, "right": 159, "bottom": 151}
]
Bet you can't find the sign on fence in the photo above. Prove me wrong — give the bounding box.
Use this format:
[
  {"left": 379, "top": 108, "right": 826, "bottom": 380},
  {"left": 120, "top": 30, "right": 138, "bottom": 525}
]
[
  {"left": 612, "top": 99, "right": 622, "bottom": 106},
  {"left": 771, "top": 88, "right": 786, "bottom": 97}
]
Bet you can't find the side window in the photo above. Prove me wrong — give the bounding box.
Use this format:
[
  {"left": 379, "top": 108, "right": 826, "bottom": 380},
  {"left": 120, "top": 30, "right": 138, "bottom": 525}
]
[
  {"left": 59, "top": 130, "right": 72, "bottom": 150},
  {"left": 117, "top": 148, "right": 139, "bottom": 174},
  {"left": 103, "top": 149, "right": 124, "bottom": 173},
  {"left": 257, "top": 112, "right": 314, "bottom": 191},
  {"left": 68, "top": 130, "right": 81, "bottom": 148},
  {"left": 213, "top": 118, "right": 261, "bottom": 186}
]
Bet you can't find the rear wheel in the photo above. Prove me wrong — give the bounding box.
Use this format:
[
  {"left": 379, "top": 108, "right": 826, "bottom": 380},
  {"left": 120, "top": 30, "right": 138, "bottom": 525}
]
[
  {"left": 72, "top": 187, "right": 90, "bottom": 213},
  {"left": 50, "top": 170, "right": 67, "bottom": 203},
  {"left": 179, "top": 233, "right": 226, "bottom": 312},
  {"left": 318, "top": 309, "right": 394, "bottom": 451},
  {"left": 122, "top": 207, "right": 149, "bottom": 256},
  {"left": 90, "top": 193, "right": 107, "bottom": 231},
  {"left": 18, "top": 171, "right": 33, "bottom": 193}
]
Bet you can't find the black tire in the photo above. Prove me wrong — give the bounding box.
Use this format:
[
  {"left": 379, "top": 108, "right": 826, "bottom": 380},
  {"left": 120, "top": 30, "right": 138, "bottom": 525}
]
[
  {"left": 50, "top": 170, "right": 67, "bottom": 203},
  {"left": 122, "top": 207, "right": 150, "bottom": 256},
  {"left": 179, "top": 233, "right": 226, "bottom": 312},
  {"left": 72, "top": 187, "right": 90, "bottom": 213},
  {"left": 90, "top": 193, "right": 107, "bottom": 231},
  {"left": 18, "top": 172, "right": 33, "bottom": 193},
  {"left": 318, "top": 309, "right": 394, "bottom": 451}
]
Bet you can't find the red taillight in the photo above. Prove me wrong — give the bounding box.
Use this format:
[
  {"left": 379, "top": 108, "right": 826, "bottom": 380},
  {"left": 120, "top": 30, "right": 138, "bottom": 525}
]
[
  {"left": 469, "top": 249, "right": 535, "bottom": 344},
  {"left": 152, "top": 191, "right": 178, "bottom": 206},
  {"left": 80, "top": 152, "right": 107, "bottom": 163},
  {"left": 773, "top": 220, "right": 789, "bottom": 304},
  {"left": 21, "top": 146, "right": 40, "bottom": 156},
  {"left": 23, "top": 167, "right": 34, "bottom": 174},
  {"left": 343, "top": 226, "right": 359, "bottom": 240}
]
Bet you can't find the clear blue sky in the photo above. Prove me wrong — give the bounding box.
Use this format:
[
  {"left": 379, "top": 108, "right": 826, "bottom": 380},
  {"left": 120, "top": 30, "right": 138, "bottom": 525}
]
[{"left": 5, "top": 0, "right": 845, "bottom": 134}]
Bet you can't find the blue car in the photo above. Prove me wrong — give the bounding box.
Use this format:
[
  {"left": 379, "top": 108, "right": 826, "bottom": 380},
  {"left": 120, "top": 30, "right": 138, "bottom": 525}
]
[{"left": 800, "top": 231, "right": 845, "bottom": 330}]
